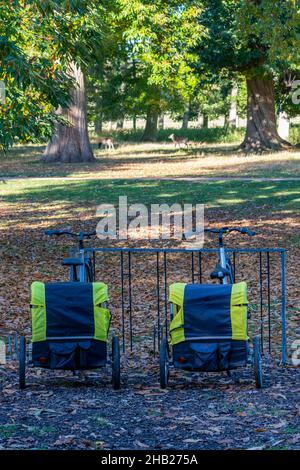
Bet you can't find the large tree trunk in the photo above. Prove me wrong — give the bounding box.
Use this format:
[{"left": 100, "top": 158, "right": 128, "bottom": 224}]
[
  {"left": 240, "top": 77, "right": 291, "bottom": 152},
  {"left": 142, "top": 105, "right": 159, "bottom": 141},
  {"left": 43, "top": 63, "right": 94, "bottom": 163}
]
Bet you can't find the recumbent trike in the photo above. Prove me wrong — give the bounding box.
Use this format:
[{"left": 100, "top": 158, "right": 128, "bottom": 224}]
[
  {"left": 159, "top": 227, "right": 263, "bottom": 389},
  {"left": 19, "top": 229, "right": 121, "bottom": 390}
]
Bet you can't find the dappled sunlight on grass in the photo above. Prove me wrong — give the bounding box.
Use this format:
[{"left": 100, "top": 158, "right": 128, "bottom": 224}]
[
  {"left": 1, "top": 178, "right": 299, "bottom": 219},
  {"left": 1, "top": 141, "right": 300, "bottom": 179}
]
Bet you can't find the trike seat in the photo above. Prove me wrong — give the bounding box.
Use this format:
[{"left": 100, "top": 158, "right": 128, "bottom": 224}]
[{"left": 62, "top": 257, "right": 85, "bottom": 266}]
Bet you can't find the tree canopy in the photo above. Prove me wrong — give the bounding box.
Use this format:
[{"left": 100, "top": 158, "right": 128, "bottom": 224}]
[{"left": 0, "top": 0, "right": 106, "bottom": 152}]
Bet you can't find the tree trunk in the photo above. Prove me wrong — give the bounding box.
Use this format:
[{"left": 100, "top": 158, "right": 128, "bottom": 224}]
[
  {"left": 182, "top": 104, "right": 190, "bottom": 129},
  {"left": 224, "top": 110, "right": 229, "bottom": 129},
  {"left": 95, "top": 112, "right": 103, "bottom": 134},
  {"left": 202, "top": 113, "right": 208, "bottom": 128},
  {"left": 240, "top": 77, "right": 291, "bottom": 152},
  {"left": 43, "top": 63, "right": 94, "bottom": 163},
  {"left": 142, "top": 105, "right": 159, "bottom": 141},
  {"left": 133, "top": 114, "right": 137, "bottom": 131},
  {"left": 158, "top": 113, "right": 164, "bottom": 130},
  {"left": 116, "top": 117, "right": 124, "bottom": 129}
]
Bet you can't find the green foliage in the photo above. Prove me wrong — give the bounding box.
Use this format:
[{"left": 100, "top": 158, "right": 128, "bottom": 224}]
[
  {"left": 195, "top": 77, "right": 233, "bottom": 121},
  {"left": 87, "top": 0, "right": 205, "bottom": 127},
  {"left": 290, "top": 124, "right": 300, "bottom": 145},
  {"left": 0, "top": 2, "right": 70, "bottom": 150},
  {"left": 0, "top": 0, "right": 107, "bottom": 152},
  {"left": 237, "top": 78, "right": 247, "bottom": 118},
  {"left": 237, "top": 0, "right": 300, "bottom": 72},
  {"left": 97, "top": 126, "right": 245, "bottom": 144},
  {"left": 1, "top": 0, "right": 300, "bottom": 151},
  {"left": 195, "top": 0, "right": 300, "bottom": 128},
  {"left": 197, "top": 0, "right": 300, "bottom": 78}
]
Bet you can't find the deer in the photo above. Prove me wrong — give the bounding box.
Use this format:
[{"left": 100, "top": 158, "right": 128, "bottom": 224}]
[
  {"left": 168, "top": 133, "right": 190, "bottom": 148},
  {"left": 97, "top": 137, "right": 115, "bottom": 150}
]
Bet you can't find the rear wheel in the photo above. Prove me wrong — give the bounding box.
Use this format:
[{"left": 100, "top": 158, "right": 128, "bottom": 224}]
[
  {"left": 112, "top": 336, "right": 120, "bottom": 390},
  {"left": 253, "top": 335, "right": 263, "bottom": 389},
  {"left": 19, "top": 336, "right": 26, "bottom": 390},
  {"left": 159, "top": 338, "right": 169, "bottom": 389}
]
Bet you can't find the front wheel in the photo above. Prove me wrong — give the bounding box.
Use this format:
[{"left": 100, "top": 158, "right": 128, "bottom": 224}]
[
  {"left": 159, "top": 338, "right": 169, "bottom": 389},
  {"left": 111, "top": 336, "right": 121, "bottom": 390},
  {"left": 19, "top": 336, "right": 26, "bottom": 390},
  {"left": 253, "top": 335, "right": 263, "bottom": 389}
]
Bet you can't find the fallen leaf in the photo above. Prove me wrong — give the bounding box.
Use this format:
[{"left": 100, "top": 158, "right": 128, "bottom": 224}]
[{"left": 183, "top": 438, "right": 203, "bottom": 443}]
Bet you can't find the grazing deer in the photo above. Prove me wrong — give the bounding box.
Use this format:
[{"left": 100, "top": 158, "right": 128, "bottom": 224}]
[
  {"left": 168, "top": 133, "right": 189, "bottom": 148},
  {"left": 97, "top": 137, "right": 115, "bottom": 150}
]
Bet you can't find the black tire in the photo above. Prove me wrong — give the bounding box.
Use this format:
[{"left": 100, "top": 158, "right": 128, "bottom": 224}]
[
  {"left": 159, "top": 338, "right": 169, "bottom": 389},
  {"left": 253, "top": 335, "right": 263, "bottom": 389},
  {"left": 19, "top": 336, "right": 26, "bottom": 390},
  {"left": 112, "top": 336, "right": 121, "bottom": 390}
]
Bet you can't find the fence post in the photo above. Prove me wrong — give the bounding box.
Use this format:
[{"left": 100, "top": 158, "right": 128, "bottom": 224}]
[{"left": 281, "top": 250, "right": 287, "bottom": 364}]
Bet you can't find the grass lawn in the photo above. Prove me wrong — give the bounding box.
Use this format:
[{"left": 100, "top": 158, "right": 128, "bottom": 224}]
[
  {"left": 1, "top": 141, "right": 300, "bottom": 179},
  {"left": 1, "top": 177, "right": 299, "bottom": 213}
]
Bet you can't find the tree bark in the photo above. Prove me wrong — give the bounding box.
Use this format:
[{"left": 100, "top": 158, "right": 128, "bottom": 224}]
[
  {"left": 142, "top": 105, "right": 159, "bottom": 141},
  {"left": 202, "top": 113, "right": 208, "bottom": 128},
  {"left": 182, "top": 103, "right": 191, "bottom": 129},
  {"left": 240, "top": 77, "right": 291, "bottom": 152},
  {"left": 133, "top": 114, "right": 137, "bottom": 131},
  {"left": 95, "top": 112, "right": 103, "bottom": 134},
  {"left": 43, "top": 63, "right": 94, "bottom": 163}
]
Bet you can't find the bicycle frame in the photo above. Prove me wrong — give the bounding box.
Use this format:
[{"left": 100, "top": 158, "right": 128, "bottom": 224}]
[
  {"left": 169, "top": 227, "right": 253, "bottom": 317},
  {"left": 45, "top": 229, "right": 96, "bottom": 283},
  {"left": 219, "top": 245, "right": 234, "bottom": 285},
  {"left": 69, "top": 249, "right": 94, "bottom": 282}
]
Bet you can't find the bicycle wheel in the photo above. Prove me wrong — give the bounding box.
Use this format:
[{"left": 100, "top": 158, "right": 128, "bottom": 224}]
[
  {"left": 253, "top": 335, "right": 263, "bottom": 389},
  {"left": 111, "top": 336, "right": 121, "bottom": 390},
  {"left": 19, "top": 336, "right": 26, "bottom": 390},
  {"left": 159, "top": 338, "right": 169, "bottom": 389}
]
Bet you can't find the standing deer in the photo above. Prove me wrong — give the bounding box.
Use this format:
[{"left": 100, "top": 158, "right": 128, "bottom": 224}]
[
  {"left": 97, "top": 137, "right": 115, "bottom": 150},
  {"left": 168, "top": 133, "right": 189, "bottom": 148}
]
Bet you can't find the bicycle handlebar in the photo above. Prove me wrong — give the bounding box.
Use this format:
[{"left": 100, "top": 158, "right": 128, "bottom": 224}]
[
  {"left": 45, "top": 230, "right": 96, "bottom": 239},
  {"left": 205, "top": 227, "right": 256, "bottom": 237},
  {"left": 45, "top": 229, "right": 74, "bottom": 237}
]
